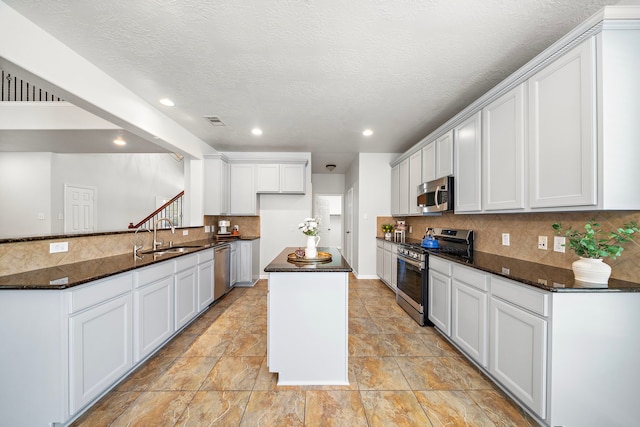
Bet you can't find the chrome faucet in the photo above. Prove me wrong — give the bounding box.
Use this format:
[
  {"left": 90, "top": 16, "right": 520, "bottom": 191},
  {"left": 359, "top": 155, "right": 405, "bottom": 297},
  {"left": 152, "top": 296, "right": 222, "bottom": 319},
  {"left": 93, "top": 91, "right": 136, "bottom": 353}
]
[
  {"left": 133, "top": 226, "right": 151, "bottom": 259},
  {"left": 154, "top": 218, "right": 175, "bottom": 250}
]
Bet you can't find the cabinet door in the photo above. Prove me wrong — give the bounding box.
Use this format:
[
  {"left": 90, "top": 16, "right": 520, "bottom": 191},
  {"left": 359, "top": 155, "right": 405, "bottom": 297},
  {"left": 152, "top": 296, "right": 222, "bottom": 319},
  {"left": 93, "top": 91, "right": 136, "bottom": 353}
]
[
  {"left": 230, "top": 244, "right": 238, "bottom": 285},
  {"left": 390, "top": 164, "right": 400, "bottom": 216},
  {"left": 256, "top": 164, "right": 280, "bottom": 192},
  {"left": 69, "top": 293, "right": 133, "bottom": 414},
  {"left": 238, "top": 241, "right": 252, "bottom": 284},
  {"left": 229, "top": 163, "right": 257, "bottom": 214},
  {"left": 490, "top": 296, "right": 547, "bottom": 418},
  {"left": 398, "top": 158, "right": 410, "bottom": 216},
  {"left": 528, "top": 38, "right": 596, "bottom": 208},
  {"left": 428, "top": 269, "right": 451, "bottom": 336},
  {"left": 391, "top": 245, "right": 398, "bottom": 291},
  {"left": 204, "top": 157, "right": 229, "bottom": 215},
  {"left": 280, "top": 163, "right": 306, "bottom": 193},
  {"left": 134, "top": 276, "right": 174, "bottom": 362},
  {"left": 175, "top": 266, "right": 198, "bottom": 330},
  {"left": 436, "top": 131, "right": 454, "bottom": 179},
  {"left": 198, "top": 260, "right": 214, "bottom": 310},
  {"left": 409, "top": 151, "right": 422, "bottom": 215},
  {"left": 221, "top": 160, "right": 229, "bottom": 214},
  {"left": 376, "top": 242, "right": 384, "bottom": 279},
  {"left": 483, "top": 84, "right": 525, "bottom": 211},
  {"left": 452, "top": 279, "right": 488, "bottom": 367},
  {"left": 421, "top": 142, "right": 436, "bottom": 183},
  {"left": 383, "top": 247, "right": 392, "bottom": 285},
  {"left": 455, "top": 112, "right": 482, "bottom": 212}
]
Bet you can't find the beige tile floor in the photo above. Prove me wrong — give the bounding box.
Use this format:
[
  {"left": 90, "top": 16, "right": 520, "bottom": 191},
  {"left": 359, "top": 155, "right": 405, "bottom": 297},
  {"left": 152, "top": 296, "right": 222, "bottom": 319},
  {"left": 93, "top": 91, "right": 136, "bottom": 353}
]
[{"left": 72, "top": 275, "right": 538, "bottom": 426}]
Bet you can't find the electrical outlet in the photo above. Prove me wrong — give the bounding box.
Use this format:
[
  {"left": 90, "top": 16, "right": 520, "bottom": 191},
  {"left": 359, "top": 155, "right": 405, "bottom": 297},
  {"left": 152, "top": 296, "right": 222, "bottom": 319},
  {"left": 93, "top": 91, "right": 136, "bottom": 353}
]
[
  {"left": 554, "top": 236, "right": 566, "bottom": 253},
  {"left": 501, "top": 267, "right": 510, "bottom": 275},
  {"left": 204, "top": 225, "right": 211, "bottom": 233},
  {"left": 182, "top": 230, "right": 189, "bottom": 236},
  {"left": 50, "top": 242, "right": 68, "bottom": 253},
  {"left": 538, "top": 236, "right": 548, "bottom": 250},
  {"left": 37, "top": 213, "right": 45, "bottom": 220},
  {"left": 502, "top": 233, "right": 510, "bottom": 246},
  {"left": 409, "top": 226, "right": 413, "bottom": 233}
]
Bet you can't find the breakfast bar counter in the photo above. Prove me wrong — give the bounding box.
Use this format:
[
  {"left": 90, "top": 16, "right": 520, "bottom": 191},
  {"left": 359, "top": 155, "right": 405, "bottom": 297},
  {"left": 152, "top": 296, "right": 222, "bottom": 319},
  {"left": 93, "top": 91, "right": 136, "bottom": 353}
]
[{"left": 265, "top": 246, "right": 352, "bottom": 385}]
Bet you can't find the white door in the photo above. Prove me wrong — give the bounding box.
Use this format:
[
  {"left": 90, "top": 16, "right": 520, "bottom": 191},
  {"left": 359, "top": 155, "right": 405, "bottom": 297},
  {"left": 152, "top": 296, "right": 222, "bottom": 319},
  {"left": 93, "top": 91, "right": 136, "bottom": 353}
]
[
  {"left": 314, "top": 194, "right": 342, "bottom": 249},
  {"left": 64, "top": 184, "right": 97, "bottom": 233},
  {"left": 345, "top": 188, "right": 353, "bottom": 265}
]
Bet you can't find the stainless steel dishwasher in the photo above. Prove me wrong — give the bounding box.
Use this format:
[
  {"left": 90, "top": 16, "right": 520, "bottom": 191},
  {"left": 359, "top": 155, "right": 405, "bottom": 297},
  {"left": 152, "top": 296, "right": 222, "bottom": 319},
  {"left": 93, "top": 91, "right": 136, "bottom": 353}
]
[{"left": 214, "top": 243, "right": 231, "bottom": 299}]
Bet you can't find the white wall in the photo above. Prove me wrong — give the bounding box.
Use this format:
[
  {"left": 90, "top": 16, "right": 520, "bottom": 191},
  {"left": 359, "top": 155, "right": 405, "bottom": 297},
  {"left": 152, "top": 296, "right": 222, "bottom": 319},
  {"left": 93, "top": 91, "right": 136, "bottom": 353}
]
[
  {"left": 311, "top": 173, "right": 345, "bottom": 194},
  {"left": 50, "top": 153, "right": 184, "bottom": 233},
  {"left": 0, "top": 152, "right": 52, "bottom": 237},
  {"left": 344, "top": 153, "right": 397, "bottom": 278},
  {"left": 344, "top": 156, "right": 360, "bottom": 274}
]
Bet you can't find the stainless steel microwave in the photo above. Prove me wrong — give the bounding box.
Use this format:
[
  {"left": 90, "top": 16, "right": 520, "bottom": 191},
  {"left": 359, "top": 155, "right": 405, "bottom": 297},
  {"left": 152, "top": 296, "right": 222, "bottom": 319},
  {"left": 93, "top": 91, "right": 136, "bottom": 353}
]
[{"left": 417, "top": 176, "right": 454, "bottom": 213}]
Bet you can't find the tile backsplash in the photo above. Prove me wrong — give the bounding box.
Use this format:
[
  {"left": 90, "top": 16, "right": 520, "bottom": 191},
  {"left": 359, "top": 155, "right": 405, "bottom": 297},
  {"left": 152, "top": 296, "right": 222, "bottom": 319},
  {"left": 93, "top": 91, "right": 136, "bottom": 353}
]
[{"left": 378, "top": 211, "right": 640, "bottom": 282}]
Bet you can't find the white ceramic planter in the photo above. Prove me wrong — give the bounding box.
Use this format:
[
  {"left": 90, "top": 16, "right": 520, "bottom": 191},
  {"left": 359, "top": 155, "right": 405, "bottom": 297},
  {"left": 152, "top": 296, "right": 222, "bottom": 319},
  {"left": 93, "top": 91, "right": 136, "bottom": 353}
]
[{"left": 572, "top": 257, "right": 611, "bottom": 284}]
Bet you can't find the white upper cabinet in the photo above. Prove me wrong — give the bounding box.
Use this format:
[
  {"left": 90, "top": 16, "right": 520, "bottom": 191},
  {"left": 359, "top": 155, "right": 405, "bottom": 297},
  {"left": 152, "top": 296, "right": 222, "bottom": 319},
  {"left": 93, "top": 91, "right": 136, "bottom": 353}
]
[
  {"left": 409, "top": 151, "right": 422, "bottom": 215},
  {"left": 436, "top": 131, "right": 454, "bottom": 179},
  {"left": 398, "top": 158, "right": 410, "bottom": 216},
  {"left": 421, "top": 141, "right": 436, "bottom": 183},
  {"left": 390, "top": 164, "right": 400, "bottom": 216},
  {"left": 256, "top": 162, "right": 306, "bottom": 194},
  {"left": 482, "top": 84, "right": 525, "bottom": 211},
  {"left": 203, "top": 156, "right": 229, "bottom": 215},
  {"left": 528, "top": 38, "right": 596, "bottom": 209},
  {"left": 255, "top": 164, "right": 281, "bottom": 192},
  {"left": 454, "top": 112, "right": 482, "bottom": 213},
  {"left": 229, "top": 163, "right": 258, "bottom": 215}
]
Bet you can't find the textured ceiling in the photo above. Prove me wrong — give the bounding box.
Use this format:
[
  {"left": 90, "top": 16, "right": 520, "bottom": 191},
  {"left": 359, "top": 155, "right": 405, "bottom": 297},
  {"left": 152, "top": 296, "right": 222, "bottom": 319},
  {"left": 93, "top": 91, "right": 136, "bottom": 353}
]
[{"left": 2, "top": 0, "right": 635, "bottom": 173}]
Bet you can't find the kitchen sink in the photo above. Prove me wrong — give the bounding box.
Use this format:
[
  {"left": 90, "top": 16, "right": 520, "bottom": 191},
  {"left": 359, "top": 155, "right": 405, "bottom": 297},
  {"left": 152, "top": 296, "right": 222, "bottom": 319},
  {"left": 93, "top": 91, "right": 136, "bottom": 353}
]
[{"left": 140, "top": 245, "right": 205, "bottom": 256}]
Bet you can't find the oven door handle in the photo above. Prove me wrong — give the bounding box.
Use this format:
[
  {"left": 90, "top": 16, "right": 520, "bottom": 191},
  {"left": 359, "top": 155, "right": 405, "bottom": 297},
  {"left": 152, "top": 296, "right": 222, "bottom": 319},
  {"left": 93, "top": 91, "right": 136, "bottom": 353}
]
[{"left": 398, "top": 255, "right": 423, "bottom": 269}]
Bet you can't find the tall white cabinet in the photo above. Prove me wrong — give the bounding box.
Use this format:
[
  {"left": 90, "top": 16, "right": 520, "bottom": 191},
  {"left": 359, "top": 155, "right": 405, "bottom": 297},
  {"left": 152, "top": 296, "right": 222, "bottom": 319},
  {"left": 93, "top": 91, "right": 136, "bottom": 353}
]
[
  {"left": 528, "top": 38, "right": 596, "bottom": 209},
  {"left": 482, "top": 84, "right": 525, "bottom": 211},
  {"left": 454, "top": 112, "right": 482, "bottom": 213}
]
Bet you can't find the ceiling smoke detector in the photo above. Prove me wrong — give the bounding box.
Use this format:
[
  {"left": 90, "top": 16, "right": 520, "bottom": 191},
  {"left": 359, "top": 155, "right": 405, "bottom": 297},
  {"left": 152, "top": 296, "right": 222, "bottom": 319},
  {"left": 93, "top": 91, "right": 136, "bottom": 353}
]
[
  {"left": 204, "top": 116, "right": 225, "bottom": 126},
  {"left": 326, "top": 164, "right": 336, "bottom": 172}
]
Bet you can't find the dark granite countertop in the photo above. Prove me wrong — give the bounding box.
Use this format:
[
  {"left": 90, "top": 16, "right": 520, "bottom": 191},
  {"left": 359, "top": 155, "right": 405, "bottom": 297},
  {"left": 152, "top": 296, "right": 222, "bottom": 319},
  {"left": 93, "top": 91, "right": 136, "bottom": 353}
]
[
  {"left": 264, "top": 247, "right": 352, "bottom": 273},
  {"left": 0, "top": 239, "right": 227, "bottom": 290},
  {"left": 377, "top": 237, "right": 640, "bottom": 292}
]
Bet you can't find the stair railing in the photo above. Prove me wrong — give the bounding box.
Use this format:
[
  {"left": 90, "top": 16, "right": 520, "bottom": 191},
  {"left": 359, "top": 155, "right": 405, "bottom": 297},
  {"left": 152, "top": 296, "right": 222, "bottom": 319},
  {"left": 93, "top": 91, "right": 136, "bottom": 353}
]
[{"left": 129, "top": 191, "right": 184, "bottom": 230}]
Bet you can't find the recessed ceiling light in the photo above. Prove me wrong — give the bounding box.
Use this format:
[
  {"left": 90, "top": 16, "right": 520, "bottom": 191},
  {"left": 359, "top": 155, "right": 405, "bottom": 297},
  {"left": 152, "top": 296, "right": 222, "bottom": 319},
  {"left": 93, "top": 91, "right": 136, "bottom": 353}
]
[
  {"left": 252, "top": 128, "right": 263, "bottom": 136},
  {"left": 113, "top": 137, "right": 126, "bottom": 146},
  {"left": 159, "top": 98, "right": 175, "bottom": 107},
  {"left": 362, "top": 129, "right": 373, "bottom": 136}
]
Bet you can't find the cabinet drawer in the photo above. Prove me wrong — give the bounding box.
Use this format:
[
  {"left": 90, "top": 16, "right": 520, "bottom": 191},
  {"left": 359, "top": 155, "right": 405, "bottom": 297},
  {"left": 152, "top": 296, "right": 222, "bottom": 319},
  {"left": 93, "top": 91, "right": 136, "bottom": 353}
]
[
  {"left": 133, "top": 261, "right": 174, "bottom": 288},
  {"left": 453, "top": 264, "right": 488, "bottom": 291},
  {"left": 68, "top": 272, "right": 132, "bottom": 314},
  {"left": 383, "top": 241, "right": 395, "bottom": 251},
  {"left": 197, "top": 248, "right": 214, "bottom": 264},
  {"left": 491, "top": 276, "right": 549, "bottom": 317},
  {"left": 429, "top": 256, "right": 452, "bottom": 276},
  {"left": 377, "top": 240, "right": 384, "bottom": 249},
  {"left": 175, "top": 253, "right": 198, "bottom": 272}
]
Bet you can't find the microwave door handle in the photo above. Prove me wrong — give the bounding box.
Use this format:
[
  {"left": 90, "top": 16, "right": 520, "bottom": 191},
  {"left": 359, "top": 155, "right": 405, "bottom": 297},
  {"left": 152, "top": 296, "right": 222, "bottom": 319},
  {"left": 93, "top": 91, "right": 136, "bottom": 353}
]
[{"left": 434, "top": 186, "right": 440, "bottom": 210}]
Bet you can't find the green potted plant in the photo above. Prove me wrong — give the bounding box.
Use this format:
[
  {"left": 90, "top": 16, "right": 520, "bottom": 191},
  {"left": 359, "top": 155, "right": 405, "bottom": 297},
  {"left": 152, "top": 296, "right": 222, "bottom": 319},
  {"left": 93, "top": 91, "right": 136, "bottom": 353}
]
[
  {"left": 552, "top": 220, "right": 639, "bottom": 284},
  {"left": 382, "top": 224, "right": 394, "bottom": 241}
]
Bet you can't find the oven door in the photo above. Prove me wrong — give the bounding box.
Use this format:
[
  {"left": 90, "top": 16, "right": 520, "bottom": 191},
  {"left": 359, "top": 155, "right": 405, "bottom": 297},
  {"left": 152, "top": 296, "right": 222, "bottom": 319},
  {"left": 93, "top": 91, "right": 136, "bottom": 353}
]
[{"left": 396, "top": 255, "right": 425, "bottom": 312}]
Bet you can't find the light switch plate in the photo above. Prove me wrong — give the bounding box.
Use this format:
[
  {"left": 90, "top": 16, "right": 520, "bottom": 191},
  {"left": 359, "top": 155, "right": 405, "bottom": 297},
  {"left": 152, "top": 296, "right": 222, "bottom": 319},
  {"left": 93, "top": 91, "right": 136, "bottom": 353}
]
[
  {"left": 182, "top": 230, "right": 189, "bottom": 236},
  {"left": 554, "top": 236, "right": 566, "bottom": 253},
  {"left": 502, "top": 233, "right": 510, "bottom": 246}
]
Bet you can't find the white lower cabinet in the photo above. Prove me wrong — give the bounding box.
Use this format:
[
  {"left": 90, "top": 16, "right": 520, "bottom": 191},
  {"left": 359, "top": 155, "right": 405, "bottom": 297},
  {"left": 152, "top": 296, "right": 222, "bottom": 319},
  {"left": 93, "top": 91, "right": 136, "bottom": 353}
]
[
  {"left": 197, "top": 249, "right": 214, "bottom": 310},
  {"left": 451, "top": 264, "right": 488, "bottom": 367},
  {"left": 230, "top": 242, "right": 238, "bottom": 286},
  {"left": 427, "top": 257, "right": 453, "bottom": 335},
  {"left": 376, "top": 240, "right": 397, "bottom": 291},
  {"left": 237, "top": 240, "right": 252, "bottom": 284},
  {"left": 489, "top": 295, "right": 547, "bottom": 418},
  {"left": 174, "top": 254, "right": 199, "bottom": 330},
  {"left": 69, "top": 289, "right": 133, "bottom": 414}
]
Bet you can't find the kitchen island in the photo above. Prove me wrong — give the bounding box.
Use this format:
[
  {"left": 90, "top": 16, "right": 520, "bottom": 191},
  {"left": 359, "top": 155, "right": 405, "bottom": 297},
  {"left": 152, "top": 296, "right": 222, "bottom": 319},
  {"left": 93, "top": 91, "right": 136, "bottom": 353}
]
[{"left": 264, "top": 246, "right": 352, "bottom": 385}]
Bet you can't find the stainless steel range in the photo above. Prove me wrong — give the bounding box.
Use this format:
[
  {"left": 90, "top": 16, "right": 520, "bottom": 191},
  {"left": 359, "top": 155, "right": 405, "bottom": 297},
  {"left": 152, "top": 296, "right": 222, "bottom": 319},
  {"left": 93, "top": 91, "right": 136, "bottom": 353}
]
[{"left": 396, "top": 228, "right": 474, "bottom": 326}]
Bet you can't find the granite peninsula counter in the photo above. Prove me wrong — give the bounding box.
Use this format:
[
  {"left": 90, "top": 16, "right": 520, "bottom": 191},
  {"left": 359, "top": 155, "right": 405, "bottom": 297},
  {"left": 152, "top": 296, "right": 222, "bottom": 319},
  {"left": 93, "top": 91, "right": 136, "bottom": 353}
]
[{"left": 265, "top": 246, "right": 352, "bottom": 385}]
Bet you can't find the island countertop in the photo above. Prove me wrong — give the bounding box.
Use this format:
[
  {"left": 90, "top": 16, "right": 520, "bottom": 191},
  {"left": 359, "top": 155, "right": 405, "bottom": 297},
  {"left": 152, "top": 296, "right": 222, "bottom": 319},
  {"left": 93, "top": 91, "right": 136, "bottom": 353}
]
[{"left": 264, "top": 247, "right": 352, "bottom": 273}]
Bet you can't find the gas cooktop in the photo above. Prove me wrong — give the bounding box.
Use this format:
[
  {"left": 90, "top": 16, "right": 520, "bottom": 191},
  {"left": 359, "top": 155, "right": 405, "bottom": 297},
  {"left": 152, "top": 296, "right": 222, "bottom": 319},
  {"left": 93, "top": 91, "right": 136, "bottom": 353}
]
[{"left": 399, "top": 228, "right": 474, "bottom": 262}]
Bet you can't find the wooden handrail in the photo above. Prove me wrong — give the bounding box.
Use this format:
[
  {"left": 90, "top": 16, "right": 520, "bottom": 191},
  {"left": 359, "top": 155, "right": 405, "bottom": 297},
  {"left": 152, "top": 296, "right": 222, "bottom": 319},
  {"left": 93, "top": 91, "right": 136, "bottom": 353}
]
[{"left": 128, "top": 190, "right": 184, "bottom": 229}]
